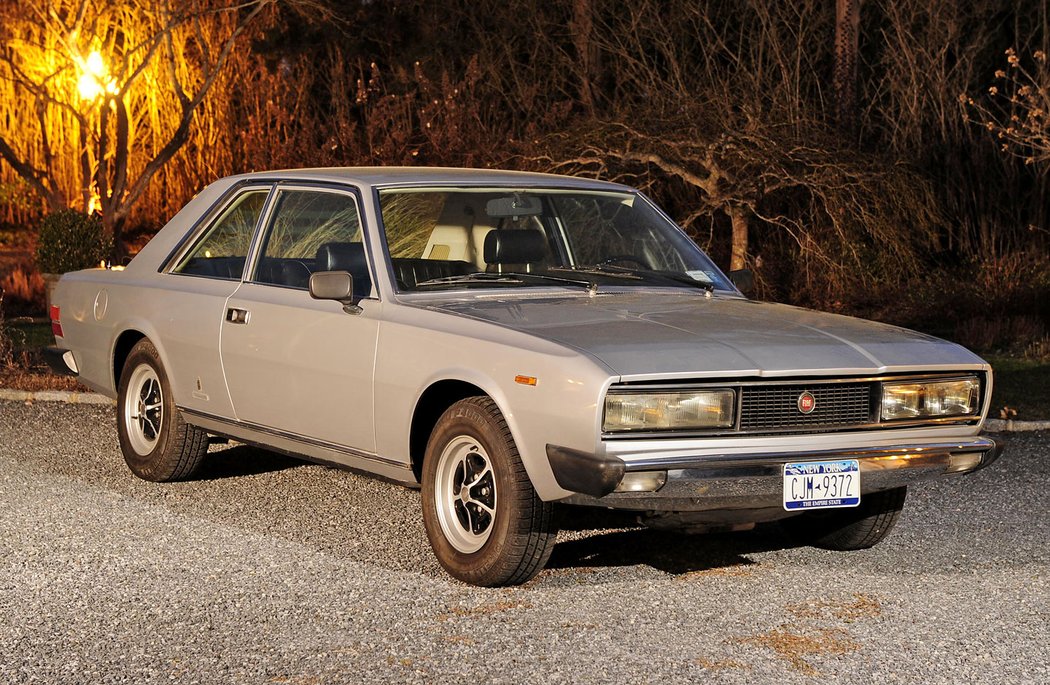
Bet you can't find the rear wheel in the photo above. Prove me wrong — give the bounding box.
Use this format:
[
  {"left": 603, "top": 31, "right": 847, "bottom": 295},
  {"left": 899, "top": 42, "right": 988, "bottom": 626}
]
[
  {"left": 117, "top": 339, "right": 208, "bottom": 482},
  {"left": 421, "top": 397, "right": 558, "bottom": 586},
  {"left": 781, "top": 486, "right": 907, "bottom": 551}
]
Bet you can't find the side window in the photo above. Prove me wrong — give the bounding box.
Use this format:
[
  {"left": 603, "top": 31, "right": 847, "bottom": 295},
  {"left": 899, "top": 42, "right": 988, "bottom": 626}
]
[
  {"left": 172, "top": 189, "right": 269, "bottom": 279},
  {"left": 253, "top": 190, "right": 370, "bottom": 296},
  {"left": 381, "top": 191, "right": 448, "bottom": 259}
]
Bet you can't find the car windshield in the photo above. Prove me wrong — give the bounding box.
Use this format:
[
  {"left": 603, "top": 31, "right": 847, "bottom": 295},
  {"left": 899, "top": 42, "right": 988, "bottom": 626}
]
[{"left": 377, "top": 187, "right": 734, "bottom": 292}]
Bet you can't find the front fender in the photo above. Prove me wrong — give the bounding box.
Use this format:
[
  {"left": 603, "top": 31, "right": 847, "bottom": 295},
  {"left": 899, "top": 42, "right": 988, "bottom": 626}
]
[{"left": 374, "top": 322, "right": 612, "bottom": 501}]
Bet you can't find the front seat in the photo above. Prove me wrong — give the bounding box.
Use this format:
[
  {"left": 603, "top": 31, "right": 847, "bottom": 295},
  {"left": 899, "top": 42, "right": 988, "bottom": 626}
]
[
  {"left": 315, "top": 242, "right": 372, "bottom": 299},
  {"left": 483, "top": 229, "right": 548, "bottom": 273}
]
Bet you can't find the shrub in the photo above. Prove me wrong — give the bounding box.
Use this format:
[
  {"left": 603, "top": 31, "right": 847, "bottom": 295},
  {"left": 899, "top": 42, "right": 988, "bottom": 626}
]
[
  {"left": 34, "top": 210, "right": 112, "bottom": 274},
  {"left": 0, "top": 265, "right": 44, "bottom": 310}
]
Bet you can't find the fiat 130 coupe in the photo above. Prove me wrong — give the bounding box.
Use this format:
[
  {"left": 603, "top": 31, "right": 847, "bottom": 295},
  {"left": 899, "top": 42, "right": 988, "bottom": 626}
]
[{"left": 49, "top": 167, "right": 1002, "bottom": 586}]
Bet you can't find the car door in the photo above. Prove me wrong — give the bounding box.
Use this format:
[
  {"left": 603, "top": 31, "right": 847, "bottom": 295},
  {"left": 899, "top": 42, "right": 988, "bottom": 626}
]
[
  {"left": 161, "top": 185, "right": 272, "bottom": 418},
  {"left": 219, "top": 186, "right": 381, "bottom": 454}
]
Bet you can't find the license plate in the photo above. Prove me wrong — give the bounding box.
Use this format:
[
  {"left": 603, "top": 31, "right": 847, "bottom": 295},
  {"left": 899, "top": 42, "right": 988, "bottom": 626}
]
[{"left": 783, "top": 459, "right": 861, "bottom": 511}]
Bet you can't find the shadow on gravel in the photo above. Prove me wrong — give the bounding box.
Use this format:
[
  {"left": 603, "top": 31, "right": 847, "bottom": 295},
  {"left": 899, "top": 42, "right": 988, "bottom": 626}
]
[
  {"left": 192, "top": 444, "right": 307, "bottom": 480},
  {"left": 547, "top": 522, "right": 794, "bottom": 576}
]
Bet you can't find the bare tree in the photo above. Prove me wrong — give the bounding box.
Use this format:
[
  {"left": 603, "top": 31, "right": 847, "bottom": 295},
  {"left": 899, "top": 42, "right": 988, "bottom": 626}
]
[
  {"left": 0, "top": 0, "right": 275, "bottom": 248},
  {"left": 964, "top": 49, "right": 1050, "bottom": 167},
  {"left": 834, "top": 0, "right": 862, "bottom": 139}
]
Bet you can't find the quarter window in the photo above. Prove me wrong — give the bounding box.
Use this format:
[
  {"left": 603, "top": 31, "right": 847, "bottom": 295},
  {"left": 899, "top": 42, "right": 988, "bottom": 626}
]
[{"left": 172, "top": 189, "right": 269, "bottom": 279}]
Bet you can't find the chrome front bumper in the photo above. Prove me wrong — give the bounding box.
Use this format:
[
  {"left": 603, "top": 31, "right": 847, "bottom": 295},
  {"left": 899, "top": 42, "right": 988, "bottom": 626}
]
[{"left": 546, "top": 436, "right": 1003, "bottom": 514}]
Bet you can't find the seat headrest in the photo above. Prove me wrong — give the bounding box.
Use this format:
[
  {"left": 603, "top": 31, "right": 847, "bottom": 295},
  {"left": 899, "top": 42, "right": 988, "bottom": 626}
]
[
  {"left": 316, "top": 242, "right": 367, "bottom": 272},
  {"left": 315, "top": 242, "right": 371, "bottom": 298},
  {"left": 483, "top": 230, "right": 547, "bottom": 264}
]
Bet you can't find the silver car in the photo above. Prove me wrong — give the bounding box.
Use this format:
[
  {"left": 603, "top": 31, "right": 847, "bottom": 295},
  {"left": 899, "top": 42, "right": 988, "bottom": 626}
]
[{"left": 49, "top": 167, "right": 1002, "bottom": 586}]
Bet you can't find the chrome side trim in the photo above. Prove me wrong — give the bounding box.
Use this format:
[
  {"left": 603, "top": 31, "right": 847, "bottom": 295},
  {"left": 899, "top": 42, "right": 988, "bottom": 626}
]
[
  {"left": 179, "top": 407, "right": 417, "bottom": 486},
  {"left": 622, "top": 437, "right": 1001, "bottom": 471}
]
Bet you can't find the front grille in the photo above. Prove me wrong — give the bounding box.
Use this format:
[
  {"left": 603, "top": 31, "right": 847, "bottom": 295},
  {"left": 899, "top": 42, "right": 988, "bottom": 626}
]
[{"left": 739, "top": 383, "right": 873, "bottom": 431}]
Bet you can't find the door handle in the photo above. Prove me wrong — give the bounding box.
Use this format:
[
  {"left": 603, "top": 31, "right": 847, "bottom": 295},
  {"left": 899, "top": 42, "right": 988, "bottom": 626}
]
[{"left": 226, "top": 308, "right": 250, "bottom": 324}]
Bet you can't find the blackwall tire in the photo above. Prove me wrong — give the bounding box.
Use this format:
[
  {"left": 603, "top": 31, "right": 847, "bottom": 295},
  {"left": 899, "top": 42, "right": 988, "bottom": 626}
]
[
  {"left": 116, "top": 339, "right": 208, "bottom": 482},
  {"left": 782, "top": 486, "right": 907, "bottom": 551},
  {"left": 421, "top": 397, "right": 558, "bottom": 586}
]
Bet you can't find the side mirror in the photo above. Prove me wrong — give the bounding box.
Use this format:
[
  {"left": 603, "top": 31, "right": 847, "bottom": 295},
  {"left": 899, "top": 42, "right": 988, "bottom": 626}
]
[
  {"left": 729, "top": 268, "right": 754, "bottom": 295},
  {"left": 309, "top": 271, "right": 361, "bottom": 314}
]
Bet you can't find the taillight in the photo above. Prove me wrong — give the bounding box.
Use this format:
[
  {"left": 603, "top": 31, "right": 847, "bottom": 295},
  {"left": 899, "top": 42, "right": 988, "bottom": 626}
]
[{"left": 50, "top": 305, "right": 63, "bottom": 338}]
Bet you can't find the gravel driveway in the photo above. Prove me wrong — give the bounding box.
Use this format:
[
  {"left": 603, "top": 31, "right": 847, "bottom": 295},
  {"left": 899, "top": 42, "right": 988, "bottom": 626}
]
[{"left": 1, "top": 401, "right": 1047, "bottom": 684}]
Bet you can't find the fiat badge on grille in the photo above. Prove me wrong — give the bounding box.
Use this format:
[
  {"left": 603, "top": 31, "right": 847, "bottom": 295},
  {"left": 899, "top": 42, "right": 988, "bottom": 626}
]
[{"left": 797, "top": 391, "right": 816, "bottom": 414}]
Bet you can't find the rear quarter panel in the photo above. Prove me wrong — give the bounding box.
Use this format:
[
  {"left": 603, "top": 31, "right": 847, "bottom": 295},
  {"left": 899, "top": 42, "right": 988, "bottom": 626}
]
[{"left": 50, "top": 176, "right": 240, "bottom": 406}]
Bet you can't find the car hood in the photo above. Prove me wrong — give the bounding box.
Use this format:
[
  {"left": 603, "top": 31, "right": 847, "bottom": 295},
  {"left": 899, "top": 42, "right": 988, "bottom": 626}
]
[{"left": 427, "top": 292, "right": 985, "bottom": 378}]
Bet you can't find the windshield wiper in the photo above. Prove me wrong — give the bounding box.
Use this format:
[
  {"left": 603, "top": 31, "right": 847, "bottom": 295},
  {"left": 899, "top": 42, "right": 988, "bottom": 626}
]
[
  {"left": 554, "top": 264, "right": 715, "bottom": 293},
  {"left": 415, "top": 271, "right": 598, "bottom": 293},
  {"left": 415, "top": 273, "right": 525, "bottom": 287},
  {"left": 505, "top": 271, "right": 598, "bottom": 293}
]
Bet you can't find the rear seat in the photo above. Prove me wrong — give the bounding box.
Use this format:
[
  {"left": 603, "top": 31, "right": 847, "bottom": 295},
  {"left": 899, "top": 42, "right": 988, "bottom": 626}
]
[{"left": 392, "top": 258, "right": 474, "bottom": 289}]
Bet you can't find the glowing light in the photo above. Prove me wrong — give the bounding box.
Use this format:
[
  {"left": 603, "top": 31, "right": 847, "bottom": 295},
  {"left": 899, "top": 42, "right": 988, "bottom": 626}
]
[
  {"left": 86, "top": 51, "right": 105, "bottom": 76},
  {"left": 76, "top": 50, "right": 117, "bottom": 101},
  {"left": 86, "top": 183, "right": 102, "bottom": 214}
]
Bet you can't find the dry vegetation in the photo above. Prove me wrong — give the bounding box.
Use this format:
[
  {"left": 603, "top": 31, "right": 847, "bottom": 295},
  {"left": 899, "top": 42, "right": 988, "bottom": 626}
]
[{"left": 0, "top": 0, "right": 1047, "bottom": 353}]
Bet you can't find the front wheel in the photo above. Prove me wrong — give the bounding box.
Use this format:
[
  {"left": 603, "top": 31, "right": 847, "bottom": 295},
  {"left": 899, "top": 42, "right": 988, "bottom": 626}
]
[
  {"left": 117, "top": 339, "right": 208, "bottom": 482},
  {"left": 781, "top": 486, "right": 907, "bottom": 551},
  {"left": 421, "top": 397, "right": 558, "bottom": 586}
]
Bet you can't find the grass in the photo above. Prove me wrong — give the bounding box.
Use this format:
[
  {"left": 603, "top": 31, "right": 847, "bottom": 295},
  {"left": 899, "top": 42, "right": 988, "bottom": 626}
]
[
  {"left": 986, "top": 355, "right": 1050, "bottom": 422},
  {"left": 0, "top": 318, "right": 87, "bottom": 392},
  {"left": 4, "top": 318, "right": 54, "bottom": 350}
]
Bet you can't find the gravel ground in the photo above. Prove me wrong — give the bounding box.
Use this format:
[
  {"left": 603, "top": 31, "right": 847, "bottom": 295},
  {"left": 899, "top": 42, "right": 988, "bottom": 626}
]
[{"left": 1, "top": 400, "right": 1047, "bottom": 684}]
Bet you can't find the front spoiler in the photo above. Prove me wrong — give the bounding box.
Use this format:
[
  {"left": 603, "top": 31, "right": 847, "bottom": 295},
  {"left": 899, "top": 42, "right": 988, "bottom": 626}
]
[{"left": 546, "top": 436, "right": 1003, "bottom": 512}]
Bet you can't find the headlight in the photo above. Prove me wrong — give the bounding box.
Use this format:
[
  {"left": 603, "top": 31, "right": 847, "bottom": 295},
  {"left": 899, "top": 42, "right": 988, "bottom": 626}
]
[
  {"left": 880, "top": 377, "right": 979, "bottom": 421},
  {"left": 604, "top": 390, "right": 735, "bottom": 432}
]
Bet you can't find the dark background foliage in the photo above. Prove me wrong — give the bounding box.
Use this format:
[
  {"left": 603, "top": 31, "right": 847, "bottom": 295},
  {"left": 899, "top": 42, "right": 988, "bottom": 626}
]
[{"left": 1, "top": 0, "right": 1048, "bottom": 353}]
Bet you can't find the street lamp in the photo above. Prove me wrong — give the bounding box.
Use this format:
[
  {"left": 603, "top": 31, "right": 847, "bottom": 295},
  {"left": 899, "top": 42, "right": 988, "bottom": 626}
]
[
  {"left": 76, "top": 50, "right": 117, "bottom": 101},
  {"left": 73, "top": 49, "right": 119, "bottom": 215}
]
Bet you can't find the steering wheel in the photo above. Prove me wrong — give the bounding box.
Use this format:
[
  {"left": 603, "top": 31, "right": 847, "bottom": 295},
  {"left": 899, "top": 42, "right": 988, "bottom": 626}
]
[{"left": 597, "top": 254, "right": 651, "bottom": 270}]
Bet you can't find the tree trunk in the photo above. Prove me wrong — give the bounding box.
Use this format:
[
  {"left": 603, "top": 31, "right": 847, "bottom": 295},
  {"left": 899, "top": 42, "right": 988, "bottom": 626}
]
[
  {"left": 570, "top": 0, "right": 596, "bottom": 113},
  {"left": 729, "top": 205, "right": 749, "bottom": 271},
  {"left": 79, "top": 125, "right": 93, "bottom": 212},
  {"left": 103, "top": 210, "right": 126, "bottom": 262},
  {"left": 834, "top": 0, "right": 862, "bottom": 139}
]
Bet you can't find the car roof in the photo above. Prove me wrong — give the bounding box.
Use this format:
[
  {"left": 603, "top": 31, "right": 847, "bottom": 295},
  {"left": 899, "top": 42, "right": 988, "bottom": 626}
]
[
  {"left": 224, "top": 166, "right": 633, "bottom": 191},
  {"left": 122, "top": 166, "right": 636, "bottom": 273}
]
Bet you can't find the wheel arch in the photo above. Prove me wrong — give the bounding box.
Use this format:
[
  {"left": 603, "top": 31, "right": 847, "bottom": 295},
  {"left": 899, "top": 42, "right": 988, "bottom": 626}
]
[
  {"left": 112, "top": 329, "right": 148, "bottom": 389},
  {"left": 409, "top": 379, "right": 490, "bottom": 483}
]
